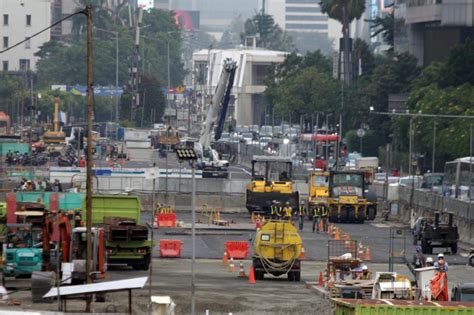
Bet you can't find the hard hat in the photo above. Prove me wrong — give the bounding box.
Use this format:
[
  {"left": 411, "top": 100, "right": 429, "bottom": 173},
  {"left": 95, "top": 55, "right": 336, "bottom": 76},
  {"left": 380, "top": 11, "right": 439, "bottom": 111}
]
[
  {"left": 286, "top": 201, "right": 290, "bottom": 205},
  {"left": 426, "top": 257, "right": 433, "bottom": 263},
  {"left": 437, "top": 253, "right": 444, "bottom": 259},
  {"left": 362, "top": 265, "right": 368, "bottom": 271},
  {"left": 300, "top": 200, "right": 305, "bottom": 204}
]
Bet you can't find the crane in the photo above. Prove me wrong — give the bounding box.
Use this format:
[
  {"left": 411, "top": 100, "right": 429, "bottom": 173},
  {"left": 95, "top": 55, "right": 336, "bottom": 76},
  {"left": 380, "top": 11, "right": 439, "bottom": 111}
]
[{"left": 195, "top": 58, "right": 237, "bottom": 176}]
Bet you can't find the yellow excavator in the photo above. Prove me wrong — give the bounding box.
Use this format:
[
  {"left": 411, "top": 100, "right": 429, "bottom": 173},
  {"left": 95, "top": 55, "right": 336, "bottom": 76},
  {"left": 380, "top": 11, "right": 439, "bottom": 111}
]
[
  {"left": 245, "top": 156, "right": 299, "bottom": 216},
  {"left": 43, "top": 97, "right": 65, "bottom": 144}
]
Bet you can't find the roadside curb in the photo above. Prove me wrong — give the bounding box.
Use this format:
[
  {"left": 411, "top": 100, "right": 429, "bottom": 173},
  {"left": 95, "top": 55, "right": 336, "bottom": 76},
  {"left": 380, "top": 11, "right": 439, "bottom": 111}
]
[{"left": 306, "top": 281, "right": 329, "bottom": 298}]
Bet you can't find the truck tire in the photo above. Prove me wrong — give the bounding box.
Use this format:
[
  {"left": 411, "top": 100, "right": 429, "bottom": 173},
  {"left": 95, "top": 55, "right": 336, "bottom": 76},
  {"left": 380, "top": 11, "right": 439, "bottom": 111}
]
[
  {"left": 347, "top": 208, "right": 355, "bottom": 223},
  {"left": 294, "top": 271, "right": 301, "bottom": 282},
  {"left": 287, "top": 272, "right": 295, "bottom": 281},
  {"left": 469, "top": 256, "right": 474, "bottom": 267},
  {"left": 367, "top": 207, "right": 376, "bottom": 220},
  {"left": 356, "top": 209, "right": 365, "bottom": 224},
  {"left": 451, "top": 243, "right": 458, "bottom": 255},
  {"left": 255, "top": 270, "right": 264, "bottom": 280}
]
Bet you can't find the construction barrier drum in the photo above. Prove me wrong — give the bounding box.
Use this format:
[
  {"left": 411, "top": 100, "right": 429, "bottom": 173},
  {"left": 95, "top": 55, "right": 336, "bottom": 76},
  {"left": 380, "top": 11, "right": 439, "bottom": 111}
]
[
  {"left": 225, "top": 241, "right": 249, "bottom": 260},
  {"left": 159, "top": 240, "right": 183, "bottom": 258},
  {"left": 157, "top": 213, "right": 177, "bottom": 228}
]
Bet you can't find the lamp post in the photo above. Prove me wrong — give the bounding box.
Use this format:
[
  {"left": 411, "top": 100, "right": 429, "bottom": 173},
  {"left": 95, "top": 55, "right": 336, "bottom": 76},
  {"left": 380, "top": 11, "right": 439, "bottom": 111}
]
[
  {"left": 93, "top": 27, "right": 119, "bottom": 122},
  {"left": 176, "top": 148, "right": 198, "bottom": 315}
]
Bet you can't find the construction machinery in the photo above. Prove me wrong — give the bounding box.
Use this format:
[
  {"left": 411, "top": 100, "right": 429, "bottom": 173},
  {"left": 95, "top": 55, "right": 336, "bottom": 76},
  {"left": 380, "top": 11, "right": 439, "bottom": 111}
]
[
  {"left": 327, "top": 170, "right": 368, "bottom": 223},
  {"left": 308, "top": 171, "right": 329, "bottom": 217},
  {"left": 414, "top": 212, "right": 459, "bottom": 254},
  {"left": 3, "top": 202, "right": 106, "bottom": 287},
  {"left": 252, "top": 220, "right": 302, "bottom": 281},
  {"left": 80, "top": 195, "right": 152, "bottom": 270},
  {"left": 43, "top": 97, "right": 66, "bottom": 144},
  {"left": 194, "top": 58, "right": 237, "bottom": 178},
  {"left": 246, "top": 155, "right": 299, "bottom": 215}
]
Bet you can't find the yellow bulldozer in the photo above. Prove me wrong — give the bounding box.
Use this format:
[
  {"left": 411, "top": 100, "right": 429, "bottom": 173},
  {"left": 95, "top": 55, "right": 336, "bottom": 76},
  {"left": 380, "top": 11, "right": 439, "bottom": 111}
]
[{"left": 245, "top": 156, "right": 299, "bottom": 216}]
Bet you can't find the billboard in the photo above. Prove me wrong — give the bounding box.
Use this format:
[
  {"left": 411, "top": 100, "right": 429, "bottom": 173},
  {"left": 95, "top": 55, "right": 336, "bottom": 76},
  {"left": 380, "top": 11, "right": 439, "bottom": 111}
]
[{"left": 174, "top": 10, "right": 200, "bottom": 31}]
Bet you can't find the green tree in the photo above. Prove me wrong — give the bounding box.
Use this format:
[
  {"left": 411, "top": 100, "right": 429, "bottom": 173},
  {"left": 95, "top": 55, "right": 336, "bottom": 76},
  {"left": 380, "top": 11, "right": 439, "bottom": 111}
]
[
  {"left": 241, "top": 12, "right": 293, "bottom": 51},
  {"left": 368, "top": 12, "right": 394, "bottom": 47},
  {"left": 319, "top": 0, "right": 366, "bottom": 83}
]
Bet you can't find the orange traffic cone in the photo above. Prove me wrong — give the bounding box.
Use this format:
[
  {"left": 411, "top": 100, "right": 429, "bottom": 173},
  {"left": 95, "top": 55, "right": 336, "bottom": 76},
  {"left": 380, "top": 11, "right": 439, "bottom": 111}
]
[
  {"left": 334, "top": 228, "right": 340, "bottom": 241},
  {"left": 238, "top": 261, "right": 247, "bottom": 278},
  {"left": 249, "top": 265, "right": 256, "bottom": 284},
  {"left": 364, "top": 246, "right": 372, "bottom": 261},
  {"left": 228, "top": 258, "right": 236, "bottom": 272},
  {"left": 319, "top": 219, "right": 324, "bottom": 232},
  {"left": 300, "top": 247, "right": 307, "bottom": 260},
  {"left": 358, "top": 242, "right": 365, "bottom": 256},
  {"left": 318, "top": 271, "right": 325, "bottom": 286},
  {"left": 222, "top": 251, "right": 229, "bottom": 266}
]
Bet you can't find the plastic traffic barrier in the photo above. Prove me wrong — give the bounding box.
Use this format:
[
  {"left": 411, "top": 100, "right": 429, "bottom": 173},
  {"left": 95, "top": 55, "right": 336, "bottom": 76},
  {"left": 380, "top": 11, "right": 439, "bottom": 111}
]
[
  {"left": 225, "top": 241, "right": 249, "bottom": 260},
  {"left": 159, "top": 240, "right": 183, "bottom": 258},
  {"left": 156, "top": 213, "right": 177, "bottom": 228}
]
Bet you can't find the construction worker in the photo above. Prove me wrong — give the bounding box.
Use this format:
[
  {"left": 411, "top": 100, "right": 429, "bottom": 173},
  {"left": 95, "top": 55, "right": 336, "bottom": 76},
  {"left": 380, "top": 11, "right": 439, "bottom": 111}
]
[
  {"left": 320, "top": 206, "right": 329, "bottom": 233},
  {"left": 357, "top": 265, "right": 372, "bottom": 280},
  {"left": 412, "top": 245, "right": 426, "bottom": 269},
  {"left": 275, "top": 201, "right": 283, "bottom": 219},
  {"left": 312, "top": 206, "right": 321, "bottom": 233},
  {"left": 434, "top": 253, "right": 449, "bottom": 272},
  {"left": 298, "top": 201, "right": 306, "bottom": 231},
  {"left": 270, "top": 200, "right": 278, "bottom": 219},
  {"left": 426, "top": 257, "right": 434, "bottom": 267},
  {"left": 283, "top": 202, "right": 293, "bottom": 220}
]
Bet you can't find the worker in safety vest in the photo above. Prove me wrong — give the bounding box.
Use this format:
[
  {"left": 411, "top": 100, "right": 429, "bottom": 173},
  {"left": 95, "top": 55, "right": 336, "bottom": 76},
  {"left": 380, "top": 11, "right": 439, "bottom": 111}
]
[
  {"left": 270, "top": 200, "right": 278, "bottom": 219},
  {"left": 312, "top": 206, "right": 321, "bottom": 233},
  {"left": 282, "top": 202, "right": 293, "bottom": 220},
  {"left": 320, "top": 206, "right": 329, "bottom": 233},
  {"left": 298, "top": 201, "right": 306, "bottom": 231}
]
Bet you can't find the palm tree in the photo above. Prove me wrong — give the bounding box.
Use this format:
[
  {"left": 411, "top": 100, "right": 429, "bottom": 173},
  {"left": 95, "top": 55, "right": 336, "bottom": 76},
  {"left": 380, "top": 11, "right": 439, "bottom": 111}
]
[{"left": 319, "top": 0, "right": 366, "bottom": 84}]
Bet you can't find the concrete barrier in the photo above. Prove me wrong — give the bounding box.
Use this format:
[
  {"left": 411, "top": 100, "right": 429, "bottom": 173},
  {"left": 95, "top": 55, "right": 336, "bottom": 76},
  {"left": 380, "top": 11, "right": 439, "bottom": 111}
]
[{"left": 373, "top": 182, "right": 474, "bottom": 245}]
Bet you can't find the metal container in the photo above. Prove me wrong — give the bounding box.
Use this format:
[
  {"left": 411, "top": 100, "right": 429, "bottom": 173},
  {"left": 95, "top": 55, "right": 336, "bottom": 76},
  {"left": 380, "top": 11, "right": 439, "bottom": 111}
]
[{"left": 332, "top": 298, "right": 474, "bottom": 315}]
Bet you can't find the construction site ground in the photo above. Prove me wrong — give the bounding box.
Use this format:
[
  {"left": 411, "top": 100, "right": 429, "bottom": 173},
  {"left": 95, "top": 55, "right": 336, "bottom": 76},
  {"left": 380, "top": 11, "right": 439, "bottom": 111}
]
[
  {"left": 1, "top": 212, "right": 473, "bottom": 314},
  {"left": 3, "top": 260, "right": 474, "bottom": 314}
]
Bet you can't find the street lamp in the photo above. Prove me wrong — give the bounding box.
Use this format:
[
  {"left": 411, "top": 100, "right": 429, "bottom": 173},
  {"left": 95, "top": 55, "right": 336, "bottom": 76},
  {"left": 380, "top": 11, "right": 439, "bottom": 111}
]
[
  {"left": 94, "top": 27, "right": 119, "bottom": 123},
  {"left": 175, "top": 148, "right": 197, "bottom": 315}
]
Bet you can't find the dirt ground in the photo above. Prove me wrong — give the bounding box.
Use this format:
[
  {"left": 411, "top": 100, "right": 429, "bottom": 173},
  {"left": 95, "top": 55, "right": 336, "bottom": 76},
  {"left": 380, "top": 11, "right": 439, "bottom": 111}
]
[{"left": 2, "top": 259, "right": 474, "bottom": 314}]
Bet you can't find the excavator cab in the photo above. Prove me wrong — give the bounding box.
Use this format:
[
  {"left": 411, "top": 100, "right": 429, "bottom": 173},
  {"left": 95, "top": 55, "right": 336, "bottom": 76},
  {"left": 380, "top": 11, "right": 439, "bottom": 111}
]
[
  {"left": 308, "top": 171, "right": 329, "bottom": 215},
  {"left": 245, "top": 156, "right": 299, "bottom": 215}
]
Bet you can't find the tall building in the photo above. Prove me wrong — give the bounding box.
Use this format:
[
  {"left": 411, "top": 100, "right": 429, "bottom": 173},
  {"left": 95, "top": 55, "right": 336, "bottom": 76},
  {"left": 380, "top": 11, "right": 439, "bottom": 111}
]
[
  {"left": 266, "top": 0, "right": 373, "bottom": 53},
  {"left": 0, "top": 0, "right": 51, "bottom": 71},
  {"left": 395, "top": 0, "right": 474, "bottom": 67},
  {"left": 155, "top": 0, "right": 259, "bottom": 39}
]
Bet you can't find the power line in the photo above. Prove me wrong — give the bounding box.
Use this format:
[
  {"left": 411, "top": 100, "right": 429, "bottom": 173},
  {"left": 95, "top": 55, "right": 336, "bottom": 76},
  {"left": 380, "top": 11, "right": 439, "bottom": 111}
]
[{"left": 0, "top": 9, "right": 86, "bottom": 54}]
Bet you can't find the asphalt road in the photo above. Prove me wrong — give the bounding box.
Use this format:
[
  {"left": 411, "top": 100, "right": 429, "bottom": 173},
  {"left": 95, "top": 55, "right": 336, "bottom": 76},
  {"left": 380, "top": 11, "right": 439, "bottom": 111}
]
[{"left": 145, "top": 212, "right": 470, "bottom": 266}]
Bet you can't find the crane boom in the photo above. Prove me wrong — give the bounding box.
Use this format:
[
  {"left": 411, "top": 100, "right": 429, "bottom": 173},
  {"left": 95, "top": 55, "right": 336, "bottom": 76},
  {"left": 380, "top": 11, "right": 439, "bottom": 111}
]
[{"left": 198, "top": 58, "right": 237, "bottom": 149}]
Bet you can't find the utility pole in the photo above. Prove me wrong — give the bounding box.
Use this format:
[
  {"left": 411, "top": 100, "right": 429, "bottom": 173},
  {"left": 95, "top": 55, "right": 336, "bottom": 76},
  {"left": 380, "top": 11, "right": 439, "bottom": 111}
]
[
  {"left": 130, "top": 4, "right": 142, "bottom": 122},
  {"left": 432, "top": 121, "right": 436, "bottom": 172},
  {"left": 85, "top": 5, "right": 94, "bottom": 312},
  {"left": 408, "top": 117, "right": 413, "bottom": 176}
]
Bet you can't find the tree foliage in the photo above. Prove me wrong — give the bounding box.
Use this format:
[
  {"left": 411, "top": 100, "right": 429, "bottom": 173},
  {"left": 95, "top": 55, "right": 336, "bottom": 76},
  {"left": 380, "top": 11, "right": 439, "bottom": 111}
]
[
  {"left": 32, "top": 8, "right": 185, "bottom": 125},
  {"left": 241, "top": 12, "right": 293, "bottom": 51},
  {"left": 398, "top": 40, "right": 474, "bottom": 168},
  {"left": 319, "top": 0, "right": 366, "bottom": 24}
]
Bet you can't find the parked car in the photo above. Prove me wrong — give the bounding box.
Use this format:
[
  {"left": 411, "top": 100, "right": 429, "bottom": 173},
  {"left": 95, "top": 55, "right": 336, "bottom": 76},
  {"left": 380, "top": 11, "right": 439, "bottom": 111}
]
[
  {"left": 241, "top": 132, "right": 255, "bottom": 143},
  {"left": 260, "top": 125, "right": 273, "bottom": 137},
  {"left": 452, "top": 283, "right": 474, "bottom": 301},
  {"left": 421, "top": 172, "right": 444, "bottom": 193},
  {"left": 273, "top": 126, "right": 283, "bottom": 138}
]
